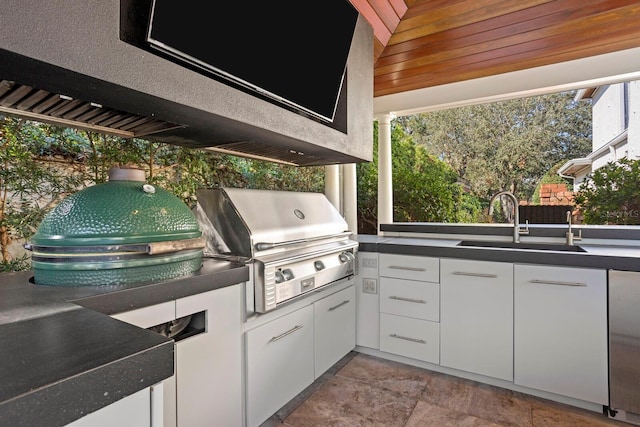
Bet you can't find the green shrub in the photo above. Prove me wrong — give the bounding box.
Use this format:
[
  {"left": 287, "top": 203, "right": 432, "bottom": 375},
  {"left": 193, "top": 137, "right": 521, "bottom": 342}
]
[{"left": 574, "top": 158, "right": 640, "bottom": 224}]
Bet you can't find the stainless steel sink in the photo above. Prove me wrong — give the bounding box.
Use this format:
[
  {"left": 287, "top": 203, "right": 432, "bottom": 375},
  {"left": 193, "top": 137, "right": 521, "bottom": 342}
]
[{"left": 457, "top": 240, "right": 587, "bottom": 252}]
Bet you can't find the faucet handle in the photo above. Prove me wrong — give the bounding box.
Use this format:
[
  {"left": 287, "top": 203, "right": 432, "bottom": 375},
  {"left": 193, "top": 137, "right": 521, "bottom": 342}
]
[{"left": 518, "top": 219, "right": 530, "bottom": 235}]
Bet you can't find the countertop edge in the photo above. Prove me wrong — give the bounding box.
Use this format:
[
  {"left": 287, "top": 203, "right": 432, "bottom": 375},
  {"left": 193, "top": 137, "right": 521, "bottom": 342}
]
[{"left": 358, "top": 236, "right": 640, "bottom": 272}]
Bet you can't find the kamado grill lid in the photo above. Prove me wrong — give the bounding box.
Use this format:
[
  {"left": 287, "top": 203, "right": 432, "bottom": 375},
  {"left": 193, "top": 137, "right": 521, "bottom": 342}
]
[
  {"left": 30, "top": 166, "right": 204, "bottom": 286},
  {"left": 32, "top": 167, "right": 202, "bottom": 246}
]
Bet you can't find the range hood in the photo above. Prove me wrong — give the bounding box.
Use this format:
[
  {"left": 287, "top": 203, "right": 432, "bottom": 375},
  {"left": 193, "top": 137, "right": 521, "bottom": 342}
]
[{"left": 0, "top": 1, "right": 373, "bottom": 167}]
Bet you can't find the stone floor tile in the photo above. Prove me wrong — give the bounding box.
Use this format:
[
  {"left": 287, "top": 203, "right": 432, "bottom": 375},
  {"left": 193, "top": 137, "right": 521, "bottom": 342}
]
[
  {"left": 418, "top": 371, "right": 533, "bottom": 426},
  {"left": 283, "top": 375, "right": 417, "bottom": 427},
  {"left": 336, "top": 353, "right": 430, "bottom": 400},
  {"left": 530, "top": 399, "right": 626, "bottom": 426},
  {"left": 404, "top": 400, "right": 506, "bottom": 427}
]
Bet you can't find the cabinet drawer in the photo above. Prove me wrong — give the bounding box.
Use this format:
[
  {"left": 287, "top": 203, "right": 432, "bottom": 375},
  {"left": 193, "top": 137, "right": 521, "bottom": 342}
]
[
  {"left": 380, "top": 277, "right": 439, "bottom": 321},
  {"left": 380, "top": 313, "right": 439, "bottom": 364},
  {"left": 379, "top": 253, "right": 439, "bottom": 282}
]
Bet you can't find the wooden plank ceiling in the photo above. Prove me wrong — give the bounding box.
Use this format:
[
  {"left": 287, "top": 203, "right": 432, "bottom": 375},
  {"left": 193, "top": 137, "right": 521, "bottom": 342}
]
[{"left": 348, "top": 0, "right": 640, "bottom": 98}]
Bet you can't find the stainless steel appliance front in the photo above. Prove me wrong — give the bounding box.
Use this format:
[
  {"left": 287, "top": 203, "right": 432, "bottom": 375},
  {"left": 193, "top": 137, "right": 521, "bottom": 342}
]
[
  {"left": 253, "top": 241, "right": 356, "bottom": 312},
  {"left": 609, "top": 270, "right": 640, "bottom": 425}
]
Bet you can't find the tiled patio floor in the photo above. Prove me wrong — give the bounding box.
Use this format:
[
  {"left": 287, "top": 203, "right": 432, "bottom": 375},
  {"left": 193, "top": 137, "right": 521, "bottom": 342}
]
[{"left": 261, "top": 352, "right": 631, "bottom": 427}]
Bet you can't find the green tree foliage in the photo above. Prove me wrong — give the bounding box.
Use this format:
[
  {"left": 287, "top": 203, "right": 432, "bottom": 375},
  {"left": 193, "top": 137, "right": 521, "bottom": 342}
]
[
  {"left": 397, "top": 92, "right": 591, "bottom": 202},
  {"left": 0, "top": 117, "right": 85, "bottom": 271},
  {"left": 357, "top": 122, "right": 482, "bottom": 234},
  {"left": 574, "top": 158, "right": 640, "bottom": 225}
]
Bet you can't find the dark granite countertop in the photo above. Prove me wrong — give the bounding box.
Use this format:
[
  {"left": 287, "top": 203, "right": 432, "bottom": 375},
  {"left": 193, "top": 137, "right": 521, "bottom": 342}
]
[
  {"left": 358, "top": 230, "right": 640, "bottom": 272},
  {"left": 0, "top": 258, "right": 249, "bottom": 427}
]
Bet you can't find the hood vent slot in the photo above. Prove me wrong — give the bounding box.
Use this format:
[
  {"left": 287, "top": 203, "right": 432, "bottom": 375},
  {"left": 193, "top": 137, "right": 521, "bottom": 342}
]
[
  {"left": 0, "top": 80, "right": 183, "bottom": 138},
  {"left": 205, "top": 141, "right": 330, "bottom": 167}
]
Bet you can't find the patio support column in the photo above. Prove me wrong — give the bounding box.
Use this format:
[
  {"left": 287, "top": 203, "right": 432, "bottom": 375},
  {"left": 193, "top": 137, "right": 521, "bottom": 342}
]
[
  {"left": 376, "top": 113, "right": 395, "bottom": 234},
  {"left": 342, "top": 163, "right": 358, "bottom": 234},
  {"left": 325, "top": 164, "right": 341, "bottom": 212}
]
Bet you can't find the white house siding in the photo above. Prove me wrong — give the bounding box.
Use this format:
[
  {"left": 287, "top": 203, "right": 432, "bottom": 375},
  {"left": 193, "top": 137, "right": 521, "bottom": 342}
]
[
  {"left": 629, "top": 81, "right": 640, "bottom": 160},
  {"left": 558, "top": 80, "right": 640, "bottom": 189},
  {"left": 591, "top": 84, "right": 626, "bottom": 152}
]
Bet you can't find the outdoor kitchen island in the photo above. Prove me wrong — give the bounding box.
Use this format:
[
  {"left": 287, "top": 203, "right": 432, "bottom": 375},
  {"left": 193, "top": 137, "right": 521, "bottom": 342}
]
[{"left": 0, "top": 258, "right": 248, "bottom": 427}]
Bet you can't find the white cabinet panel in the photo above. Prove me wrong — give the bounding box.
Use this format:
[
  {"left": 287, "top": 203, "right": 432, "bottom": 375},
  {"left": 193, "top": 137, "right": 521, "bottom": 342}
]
[
  {"left": 111, "top": 301, "right": 178, "bottom": 427},
  {"left": 246, "top": 304, "right": 314, "bottom": 427},
  {"left": 356, "top": 252, "right": 380, "bottom": 349},
  {"left": 66, "top": 388, "right": 151, "bottom": 427},
  {"left": 380, "top": 313, "right": 439, "bottom": 364},
  {"left": 440, "top": 259, "right": 513, "bottom": 381},
  {"left": 110, "top": 284, "right": 244, "bottom": 427},
  {"left": 380, "top": 277, "right": 439, "bottom": 321},
  {"left": 379, "top": 253, "right": 439, "bottom": 283},
  {"left": 111, "top": 301, "right": 175, "bottom": 328},
  {"left": 315, "top": 285, "right": 356, "bottom": 377},
  {"left": 514, "top": 265, "right": 608, "bottom": 404},
  {"left": 175, "top": 285, "right": 243, "bottom": 427}
]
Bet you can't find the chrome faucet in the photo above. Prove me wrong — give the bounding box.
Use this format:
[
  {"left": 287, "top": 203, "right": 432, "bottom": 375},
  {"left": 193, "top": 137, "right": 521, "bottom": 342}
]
[
  {"left": 488, "top": 191, "right": 529, "bottom": 243},
  {"left": 566, "top": 210, "right": 582, "bottom": 245}
]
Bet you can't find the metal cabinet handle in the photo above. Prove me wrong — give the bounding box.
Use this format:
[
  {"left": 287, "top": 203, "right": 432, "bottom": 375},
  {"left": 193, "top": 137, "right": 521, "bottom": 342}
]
[
  {"left": 388, "top": 265, "right": 426, "bottom": 272},
  {"left": 452, "top": 271, "right": 498, "bottom": 278},
  {"left": 328, "top": 300, "right": 350, "bottom": 311},
  {"left": 389, "top": 333, "right": 426, "bottom": 344},
  {"left": 389, "top": 295, "right": 426, "bottom": 304},
  {"left": 269, "top": 324, "right": 303, "bottom": 342},
  {"left": 528, "top": 279, "right": 586, "bottom": 287}
]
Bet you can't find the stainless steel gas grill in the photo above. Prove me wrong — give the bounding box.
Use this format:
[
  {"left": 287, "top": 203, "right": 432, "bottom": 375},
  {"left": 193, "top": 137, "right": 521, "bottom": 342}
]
[{"left": 195, "top": 187, "right": 358, "bottom": 313}]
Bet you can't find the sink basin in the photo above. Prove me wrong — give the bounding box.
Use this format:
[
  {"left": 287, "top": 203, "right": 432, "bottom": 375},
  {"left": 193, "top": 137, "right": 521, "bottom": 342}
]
[{"left": 457, "top": 240, "right": 587, "bottom": 252}]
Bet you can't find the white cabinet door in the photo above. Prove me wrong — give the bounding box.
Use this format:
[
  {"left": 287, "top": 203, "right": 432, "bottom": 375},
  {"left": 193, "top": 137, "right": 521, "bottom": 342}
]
[
  {"left": 315, "top": 285, "right": 356, "bottom": 377},
  {"left": 66, "top": 388, "right": 151, "bottom": 427},
  {"left": 440, "top": 259, "right": 513, "bottom": 381},
  {"left": 246, "top": 304, "right": 314, "bottom": 427},
  {"left": 175, "top": 285, "right": 243, "bottom": 427},
  {"left": 356, "top": 252, "right": 380, "bottom": 349},
  {"left": 514, "top": 264, "right": 608, "bottom": 404}
]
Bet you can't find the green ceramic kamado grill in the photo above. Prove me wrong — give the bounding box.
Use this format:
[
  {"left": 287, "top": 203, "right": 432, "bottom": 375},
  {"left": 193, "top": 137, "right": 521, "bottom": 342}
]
[{"left": 29, "top": 167, "right": 204, "bottom": 286}]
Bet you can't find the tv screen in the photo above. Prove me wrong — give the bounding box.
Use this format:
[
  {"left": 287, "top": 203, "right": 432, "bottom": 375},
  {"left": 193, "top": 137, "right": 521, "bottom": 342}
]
[{"left": 146, "top": 0, "right": 358, "bottom": 124}]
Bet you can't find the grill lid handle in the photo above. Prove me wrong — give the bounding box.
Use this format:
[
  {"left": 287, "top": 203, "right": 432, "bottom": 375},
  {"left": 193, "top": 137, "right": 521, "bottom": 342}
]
[{"left": 254, "top": 231, "right": 352, "bottom": 251}]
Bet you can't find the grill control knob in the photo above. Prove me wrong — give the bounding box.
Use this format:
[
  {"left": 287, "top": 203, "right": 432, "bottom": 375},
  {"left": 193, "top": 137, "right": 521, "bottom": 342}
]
[
  {"left": 314, "top": 260, "right": 325, "bottom": 271},
  {"left": 339, "top": 251, "right": 355, "bottom": 263},
  {"left": 275, "top": 271, "right": 285, "bottom": 283},
  {"left": 282, "top": 269, "right": 294, "bottom": 281}
]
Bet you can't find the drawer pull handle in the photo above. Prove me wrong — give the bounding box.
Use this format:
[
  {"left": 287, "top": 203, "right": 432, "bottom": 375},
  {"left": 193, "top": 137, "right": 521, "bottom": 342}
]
[
  {"left": 452, "top": 271, "right": 497, "bottom": 278},
  {"left": 389, "top": 296, "right": 426, "bottom": 304},
  {"left": 270, "top": 324, "right": 303, "bottom": 342},
  {"left": 528, "top": 279, "right": 587, "bottom": 287},
  {"left": 388, "top": 265, "right": 426, "bottom": 272},
  {"left": 389, "top": 333, "right": 426, "bottom": 344},
  {"left": 328, "top": 300, "right": 350, "bottom": 311}
]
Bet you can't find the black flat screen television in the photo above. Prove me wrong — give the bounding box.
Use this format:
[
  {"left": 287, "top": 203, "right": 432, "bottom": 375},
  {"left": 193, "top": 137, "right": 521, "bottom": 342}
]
[{"left": 146, "top": 0, "right": 358, "bottom": 124}]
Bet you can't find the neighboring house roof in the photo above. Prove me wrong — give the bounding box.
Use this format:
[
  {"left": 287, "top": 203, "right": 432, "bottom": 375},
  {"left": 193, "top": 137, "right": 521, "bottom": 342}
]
[
  {"left": 559, "top": 129, "right": 629, "bottom": 178},
  {"left": 557, "top": 158, "right": 592, "bottom": 178}
]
